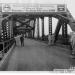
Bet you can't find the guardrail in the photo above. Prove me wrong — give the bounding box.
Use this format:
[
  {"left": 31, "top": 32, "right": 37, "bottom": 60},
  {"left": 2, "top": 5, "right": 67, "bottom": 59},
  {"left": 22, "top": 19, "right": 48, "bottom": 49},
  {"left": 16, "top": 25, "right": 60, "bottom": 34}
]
[{"left": 0, "top": 38, "right": 15, "bottom": 60}]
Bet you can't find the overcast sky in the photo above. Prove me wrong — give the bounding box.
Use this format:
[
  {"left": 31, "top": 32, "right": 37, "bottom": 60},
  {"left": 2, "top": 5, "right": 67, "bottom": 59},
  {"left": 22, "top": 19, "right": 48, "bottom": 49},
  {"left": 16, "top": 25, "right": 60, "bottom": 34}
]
[{"left": 0, "top": 0, "right": 74, "bottom": 36}]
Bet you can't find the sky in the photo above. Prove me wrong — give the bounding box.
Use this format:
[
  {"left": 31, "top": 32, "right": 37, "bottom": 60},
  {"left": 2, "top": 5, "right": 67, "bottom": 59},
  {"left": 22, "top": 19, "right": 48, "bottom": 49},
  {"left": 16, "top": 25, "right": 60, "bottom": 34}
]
[{"left": 0, "top": 0, "right": 74, "bottom": 36}]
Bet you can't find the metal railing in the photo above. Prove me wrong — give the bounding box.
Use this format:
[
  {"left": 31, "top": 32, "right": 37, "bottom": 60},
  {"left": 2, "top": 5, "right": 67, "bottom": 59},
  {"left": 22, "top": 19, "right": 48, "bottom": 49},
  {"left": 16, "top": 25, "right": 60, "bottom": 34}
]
[{"left": 0, "top": 38, "right": 15, "bottom": 59}]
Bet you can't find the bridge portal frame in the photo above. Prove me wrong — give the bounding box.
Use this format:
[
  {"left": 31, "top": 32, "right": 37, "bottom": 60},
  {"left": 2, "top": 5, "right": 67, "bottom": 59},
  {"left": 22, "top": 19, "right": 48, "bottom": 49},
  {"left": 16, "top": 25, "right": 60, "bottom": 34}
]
[{"left": 0, "top": 3, "right": 70, "bottom": 45}]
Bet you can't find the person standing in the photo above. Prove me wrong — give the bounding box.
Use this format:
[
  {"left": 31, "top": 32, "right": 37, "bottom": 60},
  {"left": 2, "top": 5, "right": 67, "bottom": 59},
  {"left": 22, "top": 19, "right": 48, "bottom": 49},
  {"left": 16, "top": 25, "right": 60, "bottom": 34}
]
[
  {"left": 48, "top": 34, "right": 55, "bottom": 46},
  {"left": 20, "top": 34, "right": 24, "bottom": 47},
  {"left": 48, "top": 34, "right": 52, "bottom": 45}
]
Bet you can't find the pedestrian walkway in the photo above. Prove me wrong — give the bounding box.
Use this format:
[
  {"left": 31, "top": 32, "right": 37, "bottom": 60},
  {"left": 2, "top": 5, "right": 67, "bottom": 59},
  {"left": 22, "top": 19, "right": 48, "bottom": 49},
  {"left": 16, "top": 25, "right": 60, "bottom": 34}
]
[{"left": 0, "top": 37, "right": 74, "bottom": 71}]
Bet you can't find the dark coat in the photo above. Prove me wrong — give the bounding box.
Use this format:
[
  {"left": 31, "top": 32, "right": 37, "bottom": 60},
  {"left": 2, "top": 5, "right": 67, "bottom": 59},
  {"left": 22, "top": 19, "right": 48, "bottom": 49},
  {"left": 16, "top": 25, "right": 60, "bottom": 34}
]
[{"left": 20, "top": 36, "right": 24, "bottom": 41}]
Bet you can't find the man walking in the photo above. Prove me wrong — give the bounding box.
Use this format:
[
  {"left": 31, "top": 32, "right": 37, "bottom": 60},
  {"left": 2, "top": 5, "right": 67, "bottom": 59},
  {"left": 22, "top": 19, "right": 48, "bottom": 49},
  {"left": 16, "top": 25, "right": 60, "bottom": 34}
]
[{"left": 20, "top": 34, "right": 24, "bottom": 47}]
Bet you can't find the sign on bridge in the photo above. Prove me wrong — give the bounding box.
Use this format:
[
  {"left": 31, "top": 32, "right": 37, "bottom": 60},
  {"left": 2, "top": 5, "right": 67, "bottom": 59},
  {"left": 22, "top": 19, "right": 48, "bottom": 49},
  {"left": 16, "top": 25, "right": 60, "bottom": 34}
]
[{"left": 2, "top": 3, "right": 67, "bottom": 13}]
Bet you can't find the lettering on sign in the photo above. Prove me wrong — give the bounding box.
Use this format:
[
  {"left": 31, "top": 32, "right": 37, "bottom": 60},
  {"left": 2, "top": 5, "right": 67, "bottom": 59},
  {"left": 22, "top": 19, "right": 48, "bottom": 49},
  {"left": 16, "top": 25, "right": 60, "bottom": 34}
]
[{"left": 2, "top": 4, "right": 67, "bottom": 13}]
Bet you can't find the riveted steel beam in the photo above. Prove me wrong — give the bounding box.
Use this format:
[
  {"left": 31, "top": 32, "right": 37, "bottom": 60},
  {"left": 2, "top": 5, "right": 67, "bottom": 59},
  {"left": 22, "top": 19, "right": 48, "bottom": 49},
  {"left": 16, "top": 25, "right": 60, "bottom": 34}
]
[
  {"left": 62, "top": 22, "right": 68, "bottom": 44},
  {"left": 49, "top": 17, "right": 52, "bottom": 35},
  {"left": 54, "top": 19, "right": 63, "bottom": 43}
]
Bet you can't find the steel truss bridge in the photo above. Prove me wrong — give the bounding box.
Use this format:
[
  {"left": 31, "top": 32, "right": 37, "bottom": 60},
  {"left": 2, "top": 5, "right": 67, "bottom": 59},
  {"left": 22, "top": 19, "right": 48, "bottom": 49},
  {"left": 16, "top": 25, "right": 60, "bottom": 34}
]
[{"left": 0, "top": 3, "right": 75, "bottom": 71}]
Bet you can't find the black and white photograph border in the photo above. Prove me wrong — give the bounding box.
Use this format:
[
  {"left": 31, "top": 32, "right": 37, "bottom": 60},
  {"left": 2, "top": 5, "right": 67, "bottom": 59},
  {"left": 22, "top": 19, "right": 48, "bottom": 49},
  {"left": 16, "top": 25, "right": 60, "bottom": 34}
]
[{"left": 0, "top": 0, "right": 75, "bottom": 74}]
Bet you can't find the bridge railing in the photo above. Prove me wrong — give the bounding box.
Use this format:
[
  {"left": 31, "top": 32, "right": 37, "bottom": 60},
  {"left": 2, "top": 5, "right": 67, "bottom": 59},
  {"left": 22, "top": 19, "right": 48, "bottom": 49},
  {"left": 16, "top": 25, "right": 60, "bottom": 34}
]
[{"left": 0, "top": 38, "right": 15, "bottom": 60}]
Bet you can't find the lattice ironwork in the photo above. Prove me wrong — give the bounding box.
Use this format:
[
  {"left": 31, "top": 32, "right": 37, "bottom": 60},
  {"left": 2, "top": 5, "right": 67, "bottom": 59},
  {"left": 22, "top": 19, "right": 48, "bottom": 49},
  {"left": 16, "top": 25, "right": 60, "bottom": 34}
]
[{"left": 49, "top": 17, "right": 52, "bottom": 35}]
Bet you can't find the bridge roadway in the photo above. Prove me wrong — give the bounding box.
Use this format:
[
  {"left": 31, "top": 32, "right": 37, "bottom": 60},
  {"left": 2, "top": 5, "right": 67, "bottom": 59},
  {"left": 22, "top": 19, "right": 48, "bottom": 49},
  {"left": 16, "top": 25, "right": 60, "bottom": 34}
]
[{"left": 0, "top": 36, "right": 74, "bottom": 71}]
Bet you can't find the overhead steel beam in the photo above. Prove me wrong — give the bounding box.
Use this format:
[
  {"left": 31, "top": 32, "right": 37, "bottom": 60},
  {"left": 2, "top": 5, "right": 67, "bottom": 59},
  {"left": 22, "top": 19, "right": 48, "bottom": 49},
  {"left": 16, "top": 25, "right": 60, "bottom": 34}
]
[
  {"left": 17, "top": 25, "right": 33, "bottom": 29},
  {"left": 16, "top": 18, "right": 35, "bottom": 27},
  {"left": 2, "top": 14, "right": 12, "bottom": 20},
  {"left": 16, "top": 18, "right": 33, "bottom": 24}
]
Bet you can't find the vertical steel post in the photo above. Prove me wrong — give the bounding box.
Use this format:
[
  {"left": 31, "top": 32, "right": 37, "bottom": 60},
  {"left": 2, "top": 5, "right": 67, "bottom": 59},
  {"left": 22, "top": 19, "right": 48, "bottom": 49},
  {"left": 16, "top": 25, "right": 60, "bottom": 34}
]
[
  {"left": 28, "top": 20, "right": 30, "bottom": 38},
  {"left": 62, "top": 22, "right": 68, "bottom": 44},
  {"left": 41, "top": 17, "right": 44, "bottom": 39},
  {"left": 49, "top": 17, "right": 52, "bottom": 35},
  {"left": 62, "top": 23, "right": 64, "bottom": 38},
  {"left": 29, "top": 20, "right": 33, "bottom": 38},
  {"left": 48, "top": 17, "right": 52, "bottom": 45},
  {"left": 33, "top": 19, "right": 36, "bottom": 38},
  {"left": 37, "top": 17, "right": 39, "bottom": 39},
  {"left": 31, "top": 21, "right": 33, "bottom": 38}
]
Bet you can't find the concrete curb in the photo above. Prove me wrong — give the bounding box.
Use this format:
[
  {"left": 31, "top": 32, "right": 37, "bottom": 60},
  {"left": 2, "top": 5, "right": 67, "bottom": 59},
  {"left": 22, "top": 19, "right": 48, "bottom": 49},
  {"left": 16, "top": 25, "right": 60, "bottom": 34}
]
[{"left": 0, "top": 44, "right": 15, "bottom": 70}]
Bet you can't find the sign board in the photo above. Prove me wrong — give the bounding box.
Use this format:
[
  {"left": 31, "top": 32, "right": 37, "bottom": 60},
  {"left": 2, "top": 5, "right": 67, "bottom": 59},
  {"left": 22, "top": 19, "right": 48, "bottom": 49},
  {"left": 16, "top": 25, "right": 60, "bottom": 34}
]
[{"left": 2, "top": 4, "right": 67, "bottom": 13}]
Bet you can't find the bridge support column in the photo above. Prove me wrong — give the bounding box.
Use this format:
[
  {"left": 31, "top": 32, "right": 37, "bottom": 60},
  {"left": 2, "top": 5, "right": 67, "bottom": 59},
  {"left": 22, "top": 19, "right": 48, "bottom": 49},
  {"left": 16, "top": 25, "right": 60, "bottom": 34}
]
[
  {"left": 48, "top": 17, "right": 53, "bottom": 45},
  {"left": 33, "top": 19, "right": 36, "bottom": 38},
  {"left": 2, "top": 19, "right": 13, "bottom": 41},
  {"left": 41, "top": 17, "right": 44, "bottom": 40},
  {"left": 49, "top": 17, "right": 52, "bottom": 35},
  {"left": 37, "top": 18, "right": 39, "bottom": 39},
  {"left": 62, "top": 22, "right": 68, "bottom": 44},
  {"left": 54, "top": 19, "right": 62, "bottom": 43}
]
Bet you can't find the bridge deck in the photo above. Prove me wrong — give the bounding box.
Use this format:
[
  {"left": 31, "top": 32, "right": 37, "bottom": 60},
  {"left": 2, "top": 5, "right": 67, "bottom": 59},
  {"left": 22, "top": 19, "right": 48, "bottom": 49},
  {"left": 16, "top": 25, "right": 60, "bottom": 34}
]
[{"left": 0, "top": 37, "right": 74, "bottom": 71}]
